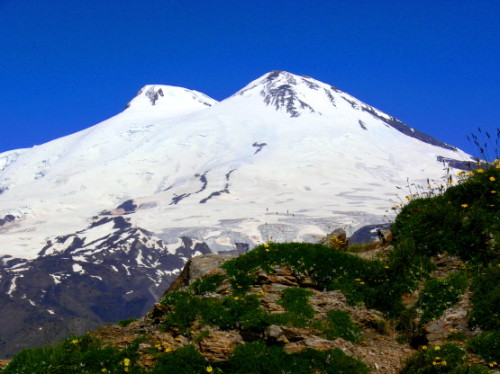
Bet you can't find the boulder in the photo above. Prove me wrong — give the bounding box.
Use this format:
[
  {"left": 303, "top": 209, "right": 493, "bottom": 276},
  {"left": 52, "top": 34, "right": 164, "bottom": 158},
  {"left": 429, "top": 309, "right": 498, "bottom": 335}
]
[{"left": 318, "top": 228, "right": 348, "bottom": 250}]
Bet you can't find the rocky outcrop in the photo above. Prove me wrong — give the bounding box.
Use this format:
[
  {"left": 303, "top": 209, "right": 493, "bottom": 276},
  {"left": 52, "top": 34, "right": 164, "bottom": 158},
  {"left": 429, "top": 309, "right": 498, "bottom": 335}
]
[
  {"left": 86, "top": 254, "right": 416, "bottom": 373},
  {"left": 318, "top": 228, "right": 348, "bottom": 250}
]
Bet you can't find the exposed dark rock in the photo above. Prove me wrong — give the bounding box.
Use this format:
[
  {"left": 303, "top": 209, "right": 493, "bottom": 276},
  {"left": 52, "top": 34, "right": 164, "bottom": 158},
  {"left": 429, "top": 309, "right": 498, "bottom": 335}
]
[
  {"left": 252, "top": 142, "right": 267, "bottom": 154},
  {"left": 349, "top": 223, "right": 392, "bottom": 245},
  {"left": 436, "top": 156, "right": 478, "bottom": 170},
  {"left": 116, "top": 199, "right": 137, "bottom": 213},
  {"left": 0, "top": 215, "right": 15, "bottom": 226}
]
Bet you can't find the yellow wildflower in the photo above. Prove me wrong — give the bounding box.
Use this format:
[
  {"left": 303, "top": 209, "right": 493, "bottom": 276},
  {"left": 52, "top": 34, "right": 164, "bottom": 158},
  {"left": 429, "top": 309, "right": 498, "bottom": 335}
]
[
  {"left": 101, "top": 369, "right": 108, "bottom": 373},
  {"left": 165, "top": 348, "right": 172, "bottom": 352},
  {"left": 421, "top": 345, "right": 428, "bottom": 350},
  {"left": 457, "top": 171, "right": 465, "bottom": 175},
  {"left": 264, "top": 243, "right": 269, "bottom": 248},
  {"left": 206, "top": 366, "right": 214, "bottom": 373},
  {"left": 175, "top": 337, "right": 182, "bottom": 341},
  {"left": 434, "top": 345, "right": 441, "bottom": 351},
  {"left": 234, "top": 296, "right": 239, "bottom": 300},
  {"left": 70, "top": 339, "right": 79, "bottom": 344},
  {"left": 384, "top": 266, "right": 390, "bottom": 269},
  {"left": 441, "top": 361, "right": 447, "bottom": 366},
  {"left": 123, "top": 358, "right": 131, "bottom": 367},
  {"left": 492, "top": 190, "right": 497, "bottom": 194},
  {"left": 496, "top": 164, "right": 500, "bottom": 169},
  {"left": 355, "top": 278, "right": 362, "bottom": 281},
  {"left": 359, "top": 281, "right": 365, "bottom": 285},
  {"left": 461, "top": 204, "right": 468, "bottom": 208},
  {"left": 477, "top": 169, "right": 484, "bottom": 173},
  {"left": 490, "top": 176, "right": 496, "bottom": 181}
]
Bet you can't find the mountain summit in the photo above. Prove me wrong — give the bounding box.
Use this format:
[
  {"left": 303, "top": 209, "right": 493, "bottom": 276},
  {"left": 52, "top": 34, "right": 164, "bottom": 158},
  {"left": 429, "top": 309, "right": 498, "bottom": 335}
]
[{"left": 125, "top": 85, "right": 217, "bottom": 115}]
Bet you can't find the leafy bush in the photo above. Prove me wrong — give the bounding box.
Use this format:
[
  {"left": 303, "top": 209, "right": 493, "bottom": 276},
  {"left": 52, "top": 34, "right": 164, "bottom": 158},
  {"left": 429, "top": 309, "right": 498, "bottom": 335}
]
[
  {"left": 469, "top": 263, "right": 500, "bottom": 330},
  {"left": 149, "top": 345, "right": 209, "bottom": 374},
  {"left": 3, "top": 334, "right": 142, "bottom": 374},
  {"left": 401, "top": 343, "right": 467, "bottom": 373},
  {"left": 467, "top": 330, "right": 500, "bottom": 363},
  {"left": 160, "top": 291, "right": 269, "bottom": 334},
  {"left": 450, "top": 365, "right": 490, "bottom": 374},
  {"left": 321, "top": 310, "right": 363, "bottom": 343},
  {"left": 221, "top": 340, "right": 369, "bottom": 374},
  {"left": 201, "top": 294, "right": 269, "bottom": 332},
  {"left": 160, "top": 291, "right": 202, "bottom": 333},
  {"left": 417, "top": 271, "right": 468, "bottom": 325},
  {"left": 117, "top": 318, "right": 138, "bottom": 327},
  {"left": 392, "top": 164, "right": 499, "bottom": 264},
  {"left": 271, "top": 287, "right": 314, "bottom": 327},
  {"left": 191, "top": 273, "right": 226, "bottom": 295}
]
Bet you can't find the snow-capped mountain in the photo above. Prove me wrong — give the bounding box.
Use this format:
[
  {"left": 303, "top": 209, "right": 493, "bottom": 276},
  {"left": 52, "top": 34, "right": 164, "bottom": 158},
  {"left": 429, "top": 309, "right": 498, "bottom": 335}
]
[
  {"left": 0, "top": 71, "right": 473, "bottom": 259},
  {"left": 0, "top": 71, "right": 475, "bottom": 356}
]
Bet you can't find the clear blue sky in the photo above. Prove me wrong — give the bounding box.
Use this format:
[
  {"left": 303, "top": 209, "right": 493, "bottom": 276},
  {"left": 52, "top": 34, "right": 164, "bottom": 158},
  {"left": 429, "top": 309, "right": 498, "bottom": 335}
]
[{"left": 1, "top": 0, "right": 498, "bottom": 157}]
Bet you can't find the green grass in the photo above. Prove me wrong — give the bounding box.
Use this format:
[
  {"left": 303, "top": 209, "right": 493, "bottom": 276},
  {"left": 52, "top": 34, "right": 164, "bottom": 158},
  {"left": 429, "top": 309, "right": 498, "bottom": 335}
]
[
  {"left": 417, "top": 271, "right": 468, "bottom": 325},
  {"left": 3, "top": 334, "right": 143, "bottom": 374},
  {"left": 117, "top": 318, "right": 138, "bottom": 327},
  {"left": 469, "top": 263, "right": 500, "bottom": 330},
  {"left": 190, "top": 273, "right": 226, "bottom": 295},
  {"left": 219, "top": 340, "right": 369, "bottom": 374},
  {"left": 320, "top": 310, "right": 363, "bottom": 343},
  {"left": 467, "top": 330, "right": 500, "bottom": 364},
  {"left": 222, "top": 242, "right": 412, "bottom": 317},
  {"left": 401, "top": 343, "right": 468, "bottom": 374},
  {"left": 160, "top": 291, "right": 270, "bottom": 335},
  {"left": 392, "top": 164, "right": 499, "bottom": 265}
]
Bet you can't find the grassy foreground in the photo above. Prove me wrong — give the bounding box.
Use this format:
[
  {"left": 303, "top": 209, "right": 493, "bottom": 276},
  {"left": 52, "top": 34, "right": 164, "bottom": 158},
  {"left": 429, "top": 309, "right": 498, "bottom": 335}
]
[{"left": 2, "top": 161, "right": 499, "bottom": 373}]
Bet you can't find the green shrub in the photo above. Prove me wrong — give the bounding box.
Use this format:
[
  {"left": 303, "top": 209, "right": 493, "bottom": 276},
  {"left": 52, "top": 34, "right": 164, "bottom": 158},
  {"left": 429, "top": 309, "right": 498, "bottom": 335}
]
[
  {"left": 392, "top": 164, "right": 499, "bottom": 264},
  {"left": 161, "top": 291, "right": 269, "bottom": 334},
  {"left": 450, "top": 365, "right": 490, "bottom": 374},
  {"left": 417, "top": 271, "right": 468, "bottom": 325},
  {"left": 317, "top": 310, "right": 363, "bottom": 343},
  {"left": 469, "top": 263, "right": 500, "bottom": 330},
  {"left": 201, "top": 294, "right": 269, "bottom": 332},
  {"left": 467, "top": 330, "right": 500, "bottom": 363},
  {"left": 150, "top": 345, "right": 208, "bottom": 374},
  {"left": 3, "top": 334, "right": 143, "bottom": 374},
  {"left": 221, "top": 340, "right": 369, "bottom": 374},
  {"left": 191, "top": 273, "right": 226, "bottom": 295},
  {"left": 270, "top": 287, "right": 314, "bottom": 327},
  {"left": 117, "top": 318, "right": 138, "bottom": 327},
  {"left": 401, "top": 343, "right": 467, "bottom": 373},
  {"left": 222, "top": 242, "right": 410, "bottom": 316},
  {"left": 160, "top": 291, "right": 202, "bottom": 333}
]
